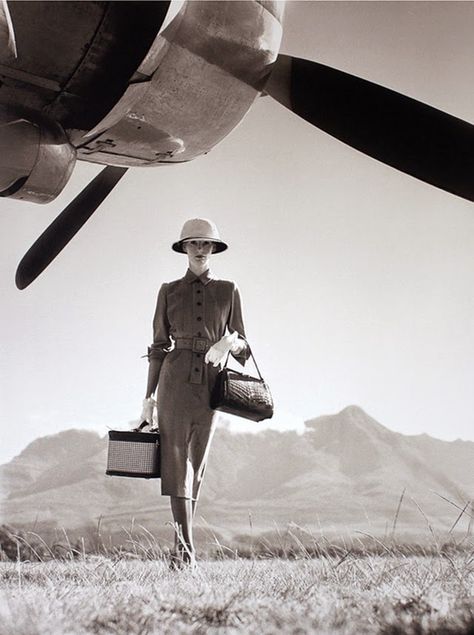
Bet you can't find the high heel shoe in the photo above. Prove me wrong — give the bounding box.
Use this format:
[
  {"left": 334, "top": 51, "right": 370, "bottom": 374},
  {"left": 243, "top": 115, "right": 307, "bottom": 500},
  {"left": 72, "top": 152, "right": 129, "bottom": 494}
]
[{"left": 168, "top": 548, "right": 196, "bottom": 571}]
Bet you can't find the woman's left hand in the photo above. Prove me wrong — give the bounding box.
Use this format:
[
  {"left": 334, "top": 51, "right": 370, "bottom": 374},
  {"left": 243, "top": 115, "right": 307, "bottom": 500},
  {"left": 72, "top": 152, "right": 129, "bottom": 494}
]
[{"left": 205, "top": 332, "right": 239, "bottom": 367}]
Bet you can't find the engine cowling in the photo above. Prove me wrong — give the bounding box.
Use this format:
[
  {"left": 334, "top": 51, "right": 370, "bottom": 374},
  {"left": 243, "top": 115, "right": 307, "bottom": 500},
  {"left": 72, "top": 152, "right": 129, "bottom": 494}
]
[{"left": 0, "top": 109, "right": 76, "bottom": 203}]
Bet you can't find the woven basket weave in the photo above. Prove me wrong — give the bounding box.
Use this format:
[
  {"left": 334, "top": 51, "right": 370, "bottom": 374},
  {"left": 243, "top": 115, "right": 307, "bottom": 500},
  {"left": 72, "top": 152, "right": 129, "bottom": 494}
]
[{"left": 106, "top": 430, "right": 160, "bottom": 479}]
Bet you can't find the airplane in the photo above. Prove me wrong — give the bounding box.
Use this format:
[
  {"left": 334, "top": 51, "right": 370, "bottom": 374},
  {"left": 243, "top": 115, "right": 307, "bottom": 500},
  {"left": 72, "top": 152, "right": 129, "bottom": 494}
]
[{"left": 0, "top": 0, "right": 472, "bottom": 290}]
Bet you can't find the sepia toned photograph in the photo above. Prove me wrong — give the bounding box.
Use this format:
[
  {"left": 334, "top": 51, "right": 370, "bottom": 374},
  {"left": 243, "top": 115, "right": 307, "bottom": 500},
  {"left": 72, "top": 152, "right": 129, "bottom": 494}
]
[{"left": 0, "top": 0, "right": 473, "bottom": 632}]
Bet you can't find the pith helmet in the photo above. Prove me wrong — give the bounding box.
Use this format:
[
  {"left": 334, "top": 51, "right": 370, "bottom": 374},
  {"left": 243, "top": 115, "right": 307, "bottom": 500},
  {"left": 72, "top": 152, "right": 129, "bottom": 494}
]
[{"left": 172, "top": 218, "right": 228, "bottom": 253}]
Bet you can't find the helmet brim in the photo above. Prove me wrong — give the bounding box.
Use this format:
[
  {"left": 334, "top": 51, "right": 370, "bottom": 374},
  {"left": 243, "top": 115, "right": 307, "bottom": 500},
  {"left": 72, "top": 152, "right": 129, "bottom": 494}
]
[{"left": 172, "top": 239, "right": 228, "bottom": 254}]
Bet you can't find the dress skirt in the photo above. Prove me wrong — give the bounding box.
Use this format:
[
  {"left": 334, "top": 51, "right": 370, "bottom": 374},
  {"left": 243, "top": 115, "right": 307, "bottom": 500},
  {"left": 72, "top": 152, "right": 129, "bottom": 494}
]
[{"left": 157, "top": 348, "right": 220, "bottom": 501}]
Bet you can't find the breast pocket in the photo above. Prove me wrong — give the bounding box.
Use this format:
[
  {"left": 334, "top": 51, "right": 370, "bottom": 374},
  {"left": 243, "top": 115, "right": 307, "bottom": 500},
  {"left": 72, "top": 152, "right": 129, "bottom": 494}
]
[
  {"left": 208, "top": 283, "right": 231, "bottom": 333},
  {"left": 166, "top": 287, "right": 184, "bottom": 332}
]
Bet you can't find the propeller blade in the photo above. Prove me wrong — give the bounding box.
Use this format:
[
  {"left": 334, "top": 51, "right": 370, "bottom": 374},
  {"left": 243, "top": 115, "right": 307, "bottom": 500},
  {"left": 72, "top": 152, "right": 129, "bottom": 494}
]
[
  {"left": 16, "top": 166, "right": 127, "bottom": 289},
  {"left": 266, "top": 54, "right": 474, "bottom": 202}
]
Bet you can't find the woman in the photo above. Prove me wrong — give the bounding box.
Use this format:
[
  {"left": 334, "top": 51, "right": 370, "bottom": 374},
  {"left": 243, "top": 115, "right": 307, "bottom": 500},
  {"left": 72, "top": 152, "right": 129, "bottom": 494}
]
[{"left": 141, "top": 218, "right": 249, "bottom": 567}]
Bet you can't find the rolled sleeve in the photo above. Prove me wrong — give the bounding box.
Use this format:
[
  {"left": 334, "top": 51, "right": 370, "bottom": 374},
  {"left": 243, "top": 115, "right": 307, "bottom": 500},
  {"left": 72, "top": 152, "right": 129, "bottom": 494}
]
[
  {"left": 228, "top": 283, "right": 251, "bottom": 366},
  {"left": 149, "top": 283, "right": 172, "bottom": 365}
]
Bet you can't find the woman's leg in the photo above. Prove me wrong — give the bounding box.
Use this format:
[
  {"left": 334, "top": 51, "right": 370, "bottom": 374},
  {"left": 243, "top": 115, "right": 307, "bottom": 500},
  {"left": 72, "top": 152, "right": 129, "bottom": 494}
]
[{"left": 170, "top": 496, "right": 195, "bottom": 563}]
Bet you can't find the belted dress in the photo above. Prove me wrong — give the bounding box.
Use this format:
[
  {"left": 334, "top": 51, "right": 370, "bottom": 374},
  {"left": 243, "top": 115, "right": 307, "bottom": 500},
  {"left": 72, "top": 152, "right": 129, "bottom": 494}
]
[{"left": 148, "top": 268, "right": 248, "bottom": 500}]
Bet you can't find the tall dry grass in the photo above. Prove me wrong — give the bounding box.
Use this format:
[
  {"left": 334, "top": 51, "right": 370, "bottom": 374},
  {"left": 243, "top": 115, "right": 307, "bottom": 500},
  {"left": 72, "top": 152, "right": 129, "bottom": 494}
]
[{"left": 0, "top": 524, "right": 473, "bottom": 634}]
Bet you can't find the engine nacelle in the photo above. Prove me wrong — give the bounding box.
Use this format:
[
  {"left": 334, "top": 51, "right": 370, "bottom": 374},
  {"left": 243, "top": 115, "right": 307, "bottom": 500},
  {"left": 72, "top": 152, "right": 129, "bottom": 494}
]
[{"left": 0, "top": 109, "right": 76, "bottom": 204}]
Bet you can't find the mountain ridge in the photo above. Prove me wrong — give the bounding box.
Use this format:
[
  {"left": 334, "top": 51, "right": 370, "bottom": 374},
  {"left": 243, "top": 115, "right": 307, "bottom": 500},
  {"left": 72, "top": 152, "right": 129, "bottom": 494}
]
[{"left": 1, "top": 407, "right": 473, "bottom": 537}]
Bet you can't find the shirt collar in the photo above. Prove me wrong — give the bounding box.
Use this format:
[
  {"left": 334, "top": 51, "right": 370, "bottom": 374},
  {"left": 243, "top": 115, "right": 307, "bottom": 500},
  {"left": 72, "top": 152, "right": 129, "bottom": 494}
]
[{"left": 184, "top": 268, "right": 215, "bottom": 286}]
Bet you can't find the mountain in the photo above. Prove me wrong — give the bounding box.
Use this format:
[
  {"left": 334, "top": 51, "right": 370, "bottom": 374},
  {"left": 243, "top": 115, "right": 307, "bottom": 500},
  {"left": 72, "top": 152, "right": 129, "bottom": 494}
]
[
  {"left": 1, "top": 407, "right": 473, "bottom": 541},
  {"left": 305, "top": 406, "right": 473, "bottom": 499}
]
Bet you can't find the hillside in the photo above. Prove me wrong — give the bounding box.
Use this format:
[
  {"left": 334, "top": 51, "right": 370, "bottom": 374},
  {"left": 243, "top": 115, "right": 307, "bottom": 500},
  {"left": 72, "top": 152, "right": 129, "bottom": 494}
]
[{"left": 1, "top": 407, "right": 472, "bottom": 539}]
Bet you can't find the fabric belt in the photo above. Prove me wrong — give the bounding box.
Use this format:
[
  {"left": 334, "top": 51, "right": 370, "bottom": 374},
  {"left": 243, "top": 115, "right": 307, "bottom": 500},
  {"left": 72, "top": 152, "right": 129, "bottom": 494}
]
[{"left": 175, "top": 337, "right": 213, "bottom": 353}]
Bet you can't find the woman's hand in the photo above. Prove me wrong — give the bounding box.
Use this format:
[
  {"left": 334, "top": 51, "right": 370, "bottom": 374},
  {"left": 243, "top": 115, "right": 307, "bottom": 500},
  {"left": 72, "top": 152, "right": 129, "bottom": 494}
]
[
  {"left": 205, "top": 332, "right": 243, "bottom": 367},
  {"left": 140, "top": 397, "right": 156, "bottom": 424}
]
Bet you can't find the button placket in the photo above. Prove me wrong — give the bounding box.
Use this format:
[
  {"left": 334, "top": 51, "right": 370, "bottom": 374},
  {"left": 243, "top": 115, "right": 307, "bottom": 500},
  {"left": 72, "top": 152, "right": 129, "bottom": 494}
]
[{"left": 190, "top": 281, "right": 205, "bottom": 384}]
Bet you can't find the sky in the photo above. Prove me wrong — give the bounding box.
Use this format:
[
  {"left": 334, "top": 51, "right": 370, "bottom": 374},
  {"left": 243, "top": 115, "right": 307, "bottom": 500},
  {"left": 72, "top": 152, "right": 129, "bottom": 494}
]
[{"left": 1, "top": 1, "right": 474, "bottom": 465}]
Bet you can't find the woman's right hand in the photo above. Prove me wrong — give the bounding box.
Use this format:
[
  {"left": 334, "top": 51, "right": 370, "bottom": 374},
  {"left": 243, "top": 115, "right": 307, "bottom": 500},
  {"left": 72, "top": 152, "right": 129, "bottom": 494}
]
[{"left": 140, "top": 397, "right": 156, "bottom": 424}]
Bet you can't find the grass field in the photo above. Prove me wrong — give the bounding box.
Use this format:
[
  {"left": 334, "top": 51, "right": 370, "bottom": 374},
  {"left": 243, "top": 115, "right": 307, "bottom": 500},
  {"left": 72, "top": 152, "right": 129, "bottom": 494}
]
[{"left": 0, "top": 550, "right": 473, "bottom": 634}]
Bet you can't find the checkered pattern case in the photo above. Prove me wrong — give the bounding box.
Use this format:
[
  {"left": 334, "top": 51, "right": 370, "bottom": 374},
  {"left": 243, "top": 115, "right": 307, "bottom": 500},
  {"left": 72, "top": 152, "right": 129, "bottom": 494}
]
[{"left": 106, "top": 430, "right": 160, "bottom": 478}]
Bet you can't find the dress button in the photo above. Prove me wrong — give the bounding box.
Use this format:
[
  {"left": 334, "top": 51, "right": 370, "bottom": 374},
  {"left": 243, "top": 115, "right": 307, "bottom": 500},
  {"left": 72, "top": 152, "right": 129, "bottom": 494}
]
[
  {"left": 197, "top": 290, "right": 201, "bottom": 294},
  {"left": 197, "top": 332, "right": 202, "bottom": 337},
  {"left": 197, "top": 317, "right": 202, "bottom": 321},
  {"left": 196, "top": 354, "right": 201, "bottom": 358},
  {"left": 194, "top": 367, "right": 199, "bottom": 372},
  {"left": 197, "top": 302, "right": 202, "bottom": 306}
]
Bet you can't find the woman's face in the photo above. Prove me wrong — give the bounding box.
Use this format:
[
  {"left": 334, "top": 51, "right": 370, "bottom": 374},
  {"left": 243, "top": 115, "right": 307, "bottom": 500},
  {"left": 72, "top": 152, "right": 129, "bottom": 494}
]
[{"left": 183, "top": 240, "right": 215, "bottom": 269}]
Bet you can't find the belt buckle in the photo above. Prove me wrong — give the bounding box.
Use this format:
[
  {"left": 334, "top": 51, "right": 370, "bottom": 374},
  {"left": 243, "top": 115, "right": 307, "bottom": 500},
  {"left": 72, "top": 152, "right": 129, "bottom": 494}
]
[{"left": 192, "top": 337, "right": 208, "bottom": 353}]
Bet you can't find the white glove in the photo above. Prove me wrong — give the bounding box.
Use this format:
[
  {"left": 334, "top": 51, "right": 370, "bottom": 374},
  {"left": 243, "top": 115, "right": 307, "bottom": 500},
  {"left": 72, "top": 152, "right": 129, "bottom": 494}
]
[
  {"left": 205, "top": 332, "right": 240, "bottom": 367},
  {"left": 140, "top": 397, "right": 156, "bottom": 425}
]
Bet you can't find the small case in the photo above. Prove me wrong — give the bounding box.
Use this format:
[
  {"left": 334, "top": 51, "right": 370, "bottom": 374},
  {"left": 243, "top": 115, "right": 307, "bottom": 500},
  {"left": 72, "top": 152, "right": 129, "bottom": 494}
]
[{"left": 106, "top": 429, "right": 160, "bottom": 479}]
